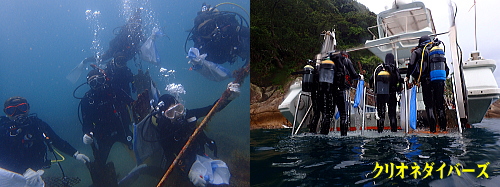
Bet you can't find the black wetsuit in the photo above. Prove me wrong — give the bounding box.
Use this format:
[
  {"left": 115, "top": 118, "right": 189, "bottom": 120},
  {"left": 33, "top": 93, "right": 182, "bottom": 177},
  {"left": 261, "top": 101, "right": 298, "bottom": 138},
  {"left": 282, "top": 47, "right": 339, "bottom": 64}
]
[
  {"left": 0, "top": 115, "right": 77, "bottom": 174},
  {"left": 370, "top": 54, "right": 403, "bottom": 132},
  {"left": 333, "top": 55, "right": 360, "bottom": 136},
  {"left": 105, "top": 63, "right": 134, "bottom": 97},
  {"left": 83, "top": 8, "right": 143, "bottom": 64},
  {"left": 307, "top": 65, "right": 321, "bottom": 133},
  {"left": 408, "top": 47, "right": 449, "bottom": 132},
  {"left": 192, "top": 10, "right": 249, "bottom": 65},
  {"left": 80, "top": 86, "right": 134, "bottom": 166},
  {"left": 155, "top": 104, "right": 217, "bottom": 173}
]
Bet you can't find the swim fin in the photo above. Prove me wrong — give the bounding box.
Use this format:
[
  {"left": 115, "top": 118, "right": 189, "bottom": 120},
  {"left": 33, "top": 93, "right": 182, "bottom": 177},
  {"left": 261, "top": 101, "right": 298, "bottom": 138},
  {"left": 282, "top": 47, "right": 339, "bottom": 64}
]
[{"left": 66, "top": 60, "right": 86, "bottom": 84}]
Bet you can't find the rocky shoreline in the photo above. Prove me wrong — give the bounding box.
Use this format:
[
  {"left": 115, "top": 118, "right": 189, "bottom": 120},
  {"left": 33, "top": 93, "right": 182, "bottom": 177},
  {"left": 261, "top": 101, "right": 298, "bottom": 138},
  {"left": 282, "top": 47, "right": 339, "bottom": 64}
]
[
  {"left": 250, "top": 80, "right": 500, "bottom": 130},
  {"left": 250, "top": 83, "right": 292, "bottom": 130},
  {"left": 485, "top": 99, "right": 500, "bottom": 118}
]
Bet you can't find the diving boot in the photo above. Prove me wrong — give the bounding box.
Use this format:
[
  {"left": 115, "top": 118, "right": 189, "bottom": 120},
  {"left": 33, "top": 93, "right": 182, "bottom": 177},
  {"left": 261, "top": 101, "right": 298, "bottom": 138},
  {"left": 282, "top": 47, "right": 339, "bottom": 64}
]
[
  {"left": 390, "top": 118, "right": 397, "bottom": 132},
  {"left": 438, "top": 110, "right": 447, "bottom": 131},
  {"left": 377, "top": 120, "right": 384, "bottom": 133},
  {"left": 340, "top": 122, "right": 348, "bottom": 136},
  {"left": 308, "top": 124, "right": 317, "bottom": 133},
  {"left": 319, "top": 120, "right": 330, "bottom": 135},
  {"left": 426, "top": 108, "right": 437, "bottom": 133}
]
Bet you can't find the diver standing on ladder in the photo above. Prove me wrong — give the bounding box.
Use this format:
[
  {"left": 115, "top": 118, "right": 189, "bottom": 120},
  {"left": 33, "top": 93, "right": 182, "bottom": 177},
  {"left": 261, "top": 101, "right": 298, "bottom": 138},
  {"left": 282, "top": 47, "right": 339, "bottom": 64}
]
[{"left": 406, "top": 35, "right": 449, "bottom": 132}]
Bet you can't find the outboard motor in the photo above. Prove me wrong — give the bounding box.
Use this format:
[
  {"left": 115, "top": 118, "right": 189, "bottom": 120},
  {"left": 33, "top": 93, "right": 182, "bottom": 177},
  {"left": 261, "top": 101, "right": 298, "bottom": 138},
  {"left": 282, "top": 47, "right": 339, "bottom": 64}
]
[
  {"left": 376, "top": 70, "right": 390, "bottom": 94},
  {"left": 302, "top": 65, "right": 315, "bottom": 92},
  {"left": 429, "top": 46, "right": 447, "bottom": 82}
]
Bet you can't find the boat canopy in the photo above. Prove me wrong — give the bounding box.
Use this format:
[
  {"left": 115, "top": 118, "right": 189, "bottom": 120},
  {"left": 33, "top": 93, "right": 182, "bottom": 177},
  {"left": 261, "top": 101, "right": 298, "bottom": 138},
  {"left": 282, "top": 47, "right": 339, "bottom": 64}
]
[{"left": 375, "top": 2, "right": 436, "bottom": 39}]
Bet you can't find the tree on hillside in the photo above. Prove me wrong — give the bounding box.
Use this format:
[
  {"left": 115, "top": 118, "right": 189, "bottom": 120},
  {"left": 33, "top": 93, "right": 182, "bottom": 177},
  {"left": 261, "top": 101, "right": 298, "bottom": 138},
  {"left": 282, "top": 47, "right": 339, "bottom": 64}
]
[{"left": 251, "top": 0, "right": 379, "bottom": 87}]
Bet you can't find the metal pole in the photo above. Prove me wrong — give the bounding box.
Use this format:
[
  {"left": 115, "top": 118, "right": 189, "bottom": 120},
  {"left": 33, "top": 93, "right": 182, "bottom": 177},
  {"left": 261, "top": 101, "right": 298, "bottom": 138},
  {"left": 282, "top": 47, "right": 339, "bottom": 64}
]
[
  {"left": 295, "top": 101, "right": 313, "bottom": 135},
  {"left": 361, "top": 86, "right": 366, "bottom": 135},
  {"left": 291, "top": 93, "right": 302, "bottom": 136}
]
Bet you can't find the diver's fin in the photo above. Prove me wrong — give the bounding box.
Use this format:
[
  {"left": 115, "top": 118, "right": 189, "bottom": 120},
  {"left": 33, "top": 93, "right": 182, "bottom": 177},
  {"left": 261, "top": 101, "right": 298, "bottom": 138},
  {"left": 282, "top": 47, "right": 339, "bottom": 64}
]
[
  {"left": 118, "top": 164, "right": 164, "bottom": 186},
  {"left": 66, "top": 60, "right": 87, "bottom": 84},
  {"left": 86, "top": 161, "right": 119, "bottom": 187}
]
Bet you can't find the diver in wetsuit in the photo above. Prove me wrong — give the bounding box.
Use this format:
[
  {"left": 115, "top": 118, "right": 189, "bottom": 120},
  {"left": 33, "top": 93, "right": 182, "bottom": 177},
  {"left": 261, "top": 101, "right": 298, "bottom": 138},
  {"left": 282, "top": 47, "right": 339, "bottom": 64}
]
[
  {"left": 406, "top": 36, "right": 449, "bottom": 132},
  {"left": 104, "top": 52, "right": 135, "bottom": 97},
  {"left": 67, "top": 7, "right": 143, "bottom": 84},
  {"left": 0, "top": 97, "right": 89, "bottom": 183},
  {"left": 330, "top": 52, "right": 360, "bottom": 136},
  {"left": 370, "top": 53, "right": 403, "bottom": 132},
  {"left": 83, "top": 8, "right": 143, "bottom": 65},
  {"left": 190, "top": 3, "right": 249, "bottom": 65},
  {"left": 186, "top": 3, "right": 249, "bottom": 82},
  {"left": 123, "top": 81, "right": 240, "bottom": 186},
  {"left": 79, "top": 69, "right": 134, "bottom": 186}
]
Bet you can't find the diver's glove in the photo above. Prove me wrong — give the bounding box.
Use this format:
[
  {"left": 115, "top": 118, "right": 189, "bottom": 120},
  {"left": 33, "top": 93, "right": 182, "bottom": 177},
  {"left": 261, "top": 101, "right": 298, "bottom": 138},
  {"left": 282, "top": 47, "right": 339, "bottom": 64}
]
[
  {"left": 227, "top": 82, "right": 240, "bottom": 100},
  {"left": 73, "top": 151, "right": 90, "bottom": 163},
  {"left": 23, "top": 168, "right": 44, "bottom": 186},
  {"left": 188, "top": 167, "right": 207, "bottom": 187},
  {"left": 83, "top": 133, "right": 93, "bottom": 144}
]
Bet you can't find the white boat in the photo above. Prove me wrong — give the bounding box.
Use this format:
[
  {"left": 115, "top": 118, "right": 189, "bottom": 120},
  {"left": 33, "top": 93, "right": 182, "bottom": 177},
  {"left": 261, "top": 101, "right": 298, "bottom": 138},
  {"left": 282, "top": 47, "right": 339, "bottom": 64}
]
[
  {"left": 278, "top": 0, "right": 500, "bottom": 135},
  {"left": 463, "top": 51, "right": 500, "bottom": 124},
  {"left": 366, "top": 0, "right": 500, "bottom": 125}
]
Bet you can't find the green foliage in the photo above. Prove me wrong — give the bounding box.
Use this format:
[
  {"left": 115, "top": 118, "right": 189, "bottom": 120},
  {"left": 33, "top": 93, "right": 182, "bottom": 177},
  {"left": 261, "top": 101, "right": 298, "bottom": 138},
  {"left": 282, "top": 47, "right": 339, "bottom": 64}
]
[{"left": 251, "top": 0, "right": 379, "bottom": 87}]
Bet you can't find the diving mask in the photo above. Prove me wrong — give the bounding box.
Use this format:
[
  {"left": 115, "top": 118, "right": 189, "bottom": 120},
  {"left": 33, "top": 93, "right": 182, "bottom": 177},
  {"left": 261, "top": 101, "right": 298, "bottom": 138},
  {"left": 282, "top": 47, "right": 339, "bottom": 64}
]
[
  {"left": 87, "top": 75, "right": 107, "bottom": 90},
  {"left": 4, "top": 103, "right": 29, "bottom": 117},
  {"left": 163, "top": 103, "right": 185, "bottom": 119}
]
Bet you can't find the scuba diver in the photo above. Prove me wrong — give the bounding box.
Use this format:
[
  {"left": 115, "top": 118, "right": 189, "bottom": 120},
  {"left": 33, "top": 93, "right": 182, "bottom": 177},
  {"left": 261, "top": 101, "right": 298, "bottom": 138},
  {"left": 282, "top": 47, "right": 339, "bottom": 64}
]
[
  {"left": 315, "top": 59, "right": 336, "bottom": 135},
  {"left": 186, "top": 3, "right": 249, "bottom": 82},
  {"left": 406, "top": 36, "right": 449, "bottom": 132},
  {"left": 0, "top": 96, "right": 89, "bottom": 185},
  {"left": 123, "top": 81, "right": 240, "bottom": 186},
  {"left": 67, "top": 7, "right": 144, "bottom": 84},
  {"left": 370, "top": 53, "right": 403, "bottom": 133},
  {"left": 79, "top": 69, "right": 135, "bottom": 186},
  {"left": 105, "top": 52, "right": 135, "bottom": 97},
  {"left": 330, "top": 52, "right": 360, "bottom": 136}
]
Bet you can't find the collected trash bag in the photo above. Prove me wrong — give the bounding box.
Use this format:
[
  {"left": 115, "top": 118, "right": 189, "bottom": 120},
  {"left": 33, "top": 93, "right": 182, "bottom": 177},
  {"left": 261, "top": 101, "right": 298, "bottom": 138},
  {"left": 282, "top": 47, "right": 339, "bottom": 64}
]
[
  {"left": 188, "top": 155, "right": 230, "bottom": 187},
  {"left": 188, "top": 47, "right": 231, "bottom": 82},
  {"left": 0, "top": 168, "right": 44, "bottom": 187},
  {"left": 141, "top": 27, "right": 162, "bottom": 66}
]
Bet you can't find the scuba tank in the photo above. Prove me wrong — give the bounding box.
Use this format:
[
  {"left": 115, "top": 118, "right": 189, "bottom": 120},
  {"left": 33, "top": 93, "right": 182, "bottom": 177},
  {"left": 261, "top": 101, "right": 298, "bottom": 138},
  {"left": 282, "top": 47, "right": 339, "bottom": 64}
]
[
  {"left": 376, "top": 70, "right": 390, "bottom": 94},
  {"left": 318, "top": 60, "right": 335, "bottom": 84},
  {"left": 302, "top": 65, "right": 315, "bottom": 92},
  {"left": 429, "top": 46, "right": 447, "bottom": 81}
]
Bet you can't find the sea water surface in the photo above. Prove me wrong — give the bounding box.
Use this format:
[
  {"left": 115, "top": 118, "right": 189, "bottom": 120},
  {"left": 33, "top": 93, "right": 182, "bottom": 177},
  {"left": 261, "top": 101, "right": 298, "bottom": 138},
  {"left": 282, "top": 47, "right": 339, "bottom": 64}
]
[
  {"left": 0, "top": 0, "right": 249, "bottom": 186},
  {"left": 251, "top": 118, "right": 500, "bottom": 186}
]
